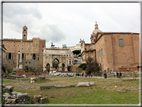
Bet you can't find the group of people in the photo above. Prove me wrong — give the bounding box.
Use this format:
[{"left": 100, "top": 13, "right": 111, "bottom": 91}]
[
  {"left": 104, "top": 72, "right": 123, "bottom": 79},
  {"left": 116, "top": 72, "right": 122, "bottom": 78}
]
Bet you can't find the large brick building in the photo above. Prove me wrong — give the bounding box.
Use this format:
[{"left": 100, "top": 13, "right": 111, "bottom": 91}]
[
  {"left": 3, "top": 25, "right": 46, "bottom": 69},
  {"left": 81, "top": 22, "right": 140, "bottom": 72}
]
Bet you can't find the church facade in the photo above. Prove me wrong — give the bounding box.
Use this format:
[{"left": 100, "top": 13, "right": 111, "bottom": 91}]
[{"left": 81, "top": 23, "right": 139, "bottom": 72}]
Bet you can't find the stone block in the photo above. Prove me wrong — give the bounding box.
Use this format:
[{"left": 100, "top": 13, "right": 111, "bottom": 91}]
[
  {"left": 77, "top": 82, "right": 90, "bottom": 87},
  {"left": 5, "top": 86, "right": 14, "bottom": 91},
  {"left": 39, "top": 97, "right": 49, "bottom": 104},
  {"left": 5, "top": 98, "right": 18, "bottom": 104},
  {"left": 0, "top": 84, "right": 5, "bottom": 88},
  {"left": 32, "top": 95, "right": 42, "bottom": 104},
  {"left": 3, "top": 93, "right": 11, "bottom": 99},
  {"left": 90, "top": 82, "right": 95, "bottom": 86}
]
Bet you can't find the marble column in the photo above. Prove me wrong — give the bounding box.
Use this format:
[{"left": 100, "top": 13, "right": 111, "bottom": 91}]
[
  {"left": 16, "top": 53, "right": 18, "bottom": 69},
  {"left": 19, "top": 40, "right": 23, "bottom": 69}
]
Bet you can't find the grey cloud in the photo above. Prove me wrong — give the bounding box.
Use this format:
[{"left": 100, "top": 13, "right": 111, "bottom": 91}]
[
  {"left": 3, "top": 3, "right": 42, "bottom": 32},
  {"left": 30, "top": 24, "right": 66, "bottom": 43},
  {"left": 3, "top": 3, "right": 42, "bottom": 20}
]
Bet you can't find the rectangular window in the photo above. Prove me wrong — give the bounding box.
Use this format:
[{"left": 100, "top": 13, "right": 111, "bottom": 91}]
[
  {"left": 99, "top": 50, "right": 101, "bottom": 57},
  {"left": 86, "top": 56, "right": 88, "bottom": 58},
  {"left": 119, "top": 39, "right": 124, "bottom": 46},
  {"left": 91, "top": 55, "right": 93, "bottom": 58}
]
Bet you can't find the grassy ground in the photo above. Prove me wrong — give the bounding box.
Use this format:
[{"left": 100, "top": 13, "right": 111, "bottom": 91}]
[{"left": 2, "top": 76, "right": 140, "bottom": 104}]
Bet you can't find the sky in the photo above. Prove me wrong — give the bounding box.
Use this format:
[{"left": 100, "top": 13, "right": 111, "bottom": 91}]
[{"left": 3, "top": 3, "right": 140, "bottom": 48}]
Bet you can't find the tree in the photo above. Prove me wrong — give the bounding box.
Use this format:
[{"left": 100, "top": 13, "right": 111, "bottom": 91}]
[
  {"left": 28, "top": 66, "right": 42, "bottom": 75},
  {"left": 86, "top": 56, "right": 100, "bottom": 75},
  {"left": 2, "top": 64, "right": 12, "bottom": 74},
  {"left": 72, "top": 50, "right": 81, "bottom": 55}
]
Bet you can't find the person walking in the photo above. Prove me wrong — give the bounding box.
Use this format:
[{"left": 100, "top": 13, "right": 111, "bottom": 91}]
[
  {"left": 91, "top": 73, "right": 92, "bottom": 78},
  {"left": 106, "top": 72, "right": 107, "bottom": 79},
  {"left": 114, "top": 72, "right": 116, "bottom": 78},
  {"left": 104, "top": 72, "right": 106, "bottom": 79},
  {"left": 120, "top": 72, "right": 122, "bottom": 78},
  {"left": 85, "top": 73, "right": 87, "bottom": 78},
  {"left": 117, "top": 72, "right": 118, "bottom": 78}
]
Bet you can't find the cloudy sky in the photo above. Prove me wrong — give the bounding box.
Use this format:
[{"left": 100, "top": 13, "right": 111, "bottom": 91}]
[{"left": 3, "top": 3, "right": 140, "bottom": 48}]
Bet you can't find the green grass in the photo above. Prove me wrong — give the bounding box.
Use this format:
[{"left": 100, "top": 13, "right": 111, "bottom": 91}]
[
  {"left": 3, "top": 77, "right": 140, "bottom": 104},
  {"left": 2, "top": 79, "right": 15, "bottom": 82}
]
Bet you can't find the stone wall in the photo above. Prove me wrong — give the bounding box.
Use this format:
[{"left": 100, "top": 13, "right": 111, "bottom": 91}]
[
  {"left": 118, "top": 67, "right": 139, "bottom": 72},
  {"left": 69, "top": 64, "right": 80, "bottom": 72},
  {"left": 16, "top": 69, "right": 49, "bottom": 76}
]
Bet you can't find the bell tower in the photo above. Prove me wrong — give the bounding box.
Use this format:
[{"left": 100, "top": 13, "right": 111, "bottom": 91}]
[{"left": 22, "top": 25, "right": 28, "bottom": 40}]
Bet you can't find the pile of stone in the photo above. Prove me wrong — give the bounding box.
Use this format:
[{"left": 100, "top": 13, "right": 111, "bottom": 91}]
[
  {"left": 2, "top": 85, "right": 14, "bottom": 92},
  {"left": 77, "top": 82, "right": 95, "bottom": 87},
  {"left": 3, "top": 92, "right": 30, "bottom": 104},
  {"left": 2, "top": 84, "right": 49, "bottom": 104},
  {"left": 32, "top": 95, "right": 49, "bottom": 104}
]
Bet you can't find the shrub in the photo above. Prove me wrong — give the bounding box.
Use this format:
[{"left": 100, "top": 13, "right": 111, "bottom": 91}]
[{"left": 76, "top": 68, "right": 83, "bottom": 72}]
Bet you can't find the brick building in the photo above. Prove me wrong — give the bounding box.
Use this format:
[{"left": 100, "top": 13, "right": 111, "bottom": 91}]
[
  {"left": 3, "top": 25, "right": 46, "bottom": 69},
  {"left": 81, "top": 22, "right": 140, "bottom": 72}
]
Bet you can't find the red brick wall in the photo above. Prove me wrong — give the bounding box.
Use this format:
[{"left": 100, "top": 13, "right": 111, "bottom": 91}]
[
  {"left": 118, "top": 67, "right": 138, "bottom": 72},
  {"left": 16, "top": 69, "right": 49, "bottom": 76}
]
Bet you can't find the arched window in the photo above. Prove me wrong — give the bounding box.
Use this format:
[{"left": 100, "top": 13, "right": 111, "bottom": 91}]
[
  {"left": 33, "top": 54, "right": 36, "bottom": 60},
  {"left": 8, "top": 53, "right": 11, "bottom": 59},
  {"left": 22, "top": 53, "right": 24, "bottom": 59},
  {"left": 119, "top": 39, "right": 124, "bottom": 46}
]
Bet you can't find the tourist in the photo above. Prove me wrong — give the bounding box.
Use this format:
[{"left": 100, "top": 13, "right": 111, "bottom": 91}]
[
  {"left": 89, "top": 73, "right": 90, "bottom": 78},
  {"left": 91, "top": 73, "right": 92, "bottom": 78},
  {"left": 104, "top": 73, "right": 106, "bottom": 79},
  {"left": 120, "top": 72, "right": 122, "bottom": 78},
  {"left": 85, "top": 74, "right": 87, "bottom": 78},
  {"left": 117, "top": 72, "right": 119, "bottom": 78},
  {"left": 106, "top": 72, "right": 107, "bottom": 78},
  {"left": 114, "top": 72, "right": 116, "bottom": 78}
]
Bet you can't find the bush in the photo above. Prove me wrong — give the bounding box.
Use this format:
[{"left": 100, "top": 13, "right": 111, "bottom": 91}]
[
  {"left": 72, "top": 50, "right": 81, "bottom": 55},
  {"left": 76, "top": 68, "right": 83, "bottom": 72},
  {"left": 78, "top": 63, "right": 87, "bottom": 70}
]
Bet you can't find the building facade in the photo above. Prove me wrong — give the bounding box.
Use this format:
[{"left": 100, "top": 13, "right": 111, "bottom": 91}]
[
  {"left": 43, "top": 46, "right": 73, "bottom": 72},
  {"left": 3, "top": 26, "right": 46, "bottom": 69},
  {"left": 81, "top": 22, "right": 139, "bottom": 71}
]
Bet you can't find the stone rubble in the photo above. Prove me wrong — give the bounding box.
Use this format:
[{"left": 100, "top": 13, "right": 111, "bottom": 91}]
[
  {"left": 2, "top": 85, "right": 49, "bottom": 104},
  {"left": 32, "top": 95, "right": 49, "bottom": 104}
]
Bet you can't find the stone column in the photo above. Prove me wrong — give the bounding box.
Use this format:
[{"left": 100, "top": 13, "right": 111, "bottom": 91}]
[
  {"left": 49, "top": 55, "right": 52, "bottom": 71},
  {"left": 43, "top": 53, "right": 45, "bottom": 71},
  {"left": 65, "top": 53, "right": 68, "bottom": 71},
  {"left": 16, "top": 53, "right": 18, "bottom": 69},
  {"left": 19, "top": 40, "right": 23, "bottom": 69},
  {"left": 59, "top": 55, "right": 62, "bottom": 71}
]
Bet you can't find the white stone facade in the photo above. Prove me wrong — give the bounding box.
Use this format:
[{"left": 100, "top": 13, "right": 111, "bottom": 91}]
[
  {"left": 67, "top": 43, "right": 81, "bottom": 52},
  {"left": 43, "top": 48, "right": 73, "bottom": 71}
]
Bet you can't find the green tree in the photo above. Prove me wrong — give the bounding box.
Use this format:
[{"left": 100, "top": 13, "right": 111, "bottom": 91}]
[
  {"left": 28, "top": 66, "right": 42, "bottom": 75},
  {"left": 72, "top": 50, "right": 81, "bottom": 55}
]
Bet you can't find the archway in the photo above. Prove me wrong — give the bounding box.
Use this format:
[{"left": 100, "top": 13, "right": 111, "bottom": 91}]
[
  {"left": 46, "top": 63, "right": 50, "bottom": 72},
  {"left": 62, "top": 63, "right": 65, "bottom": 71},
  {"left": 53, "top": 58, "right": 59, "bottom": 71}
]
